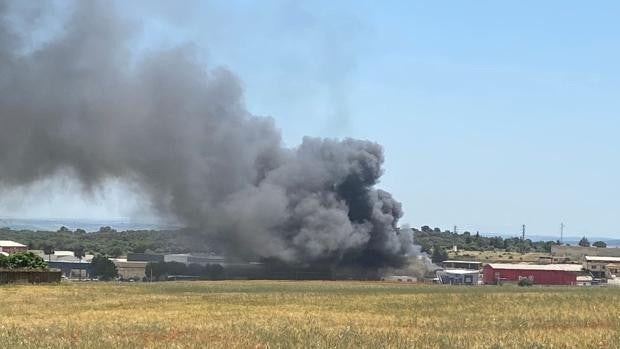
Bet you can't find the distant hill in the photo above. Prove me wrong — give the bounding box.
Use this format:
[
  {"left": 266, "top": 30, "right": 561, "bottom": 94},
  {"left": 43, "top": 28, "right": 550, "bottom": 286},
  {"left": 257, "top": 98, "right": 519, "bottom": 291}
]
[{"left": 0, "top": 217, "right": 171, "bottom": 232}]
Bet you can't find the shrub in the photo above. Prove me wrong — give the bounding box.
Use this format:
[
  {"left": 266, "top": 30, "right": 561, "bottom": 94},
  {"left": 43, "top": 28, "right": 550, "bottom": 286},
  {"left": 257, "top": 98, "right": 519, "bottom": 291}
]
[
  {"left": 5, "top": 252, "right": 47, "bottom": 269},
  {"left": 90, "top": 255, "right": 118, "bottom": 281},
  {"left": 518, "top": 278, "right": 533, "bottom": 287}
]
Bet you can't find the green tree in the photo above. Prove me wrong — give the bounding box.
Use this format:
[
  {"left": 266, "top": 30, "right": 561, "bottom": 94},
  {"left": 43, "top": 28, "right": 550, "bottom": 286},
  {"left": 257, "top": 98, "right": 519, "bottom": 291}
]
[
  {"left": 73, "top": 247, "right": 85, "bottom": 260},
  {"left": 43, "top": 244, "right": 55, "bottom": 262},
  {"left": 90, "top": 255, "right": 118, "bottom": 281},
  {"left": 593, "top": 241, "right": 607, "bottom": 248},
  {"left": 98, "top": 226, "right": 116, "bottom": 233},
  {"left": 7, "top": 252, "right": 47, "bottom": 269},
  {"left": 132, "top": 244, "right": 147, "bottom": 253},
  {"left": 431, "top": 244, "right": 448, "bottom": 264},
  {"left": 0, "top": 254, "right": 8, "bottom": 268},
  {"left": 108, "top": 246, "right": 124, "bottom": 258},
  {"left": 73, "top": 247, "right": 86, "bottom": 280},
  {"left": 578, "top": 237, "right": 590, "bottom": 247}
]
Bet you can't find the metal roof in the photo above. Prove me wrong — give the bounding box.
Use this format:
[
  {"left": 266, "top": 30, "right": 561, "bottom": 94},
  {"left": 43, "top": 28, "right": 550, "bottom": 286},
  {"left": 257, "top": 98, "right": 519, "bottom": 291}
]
[
  {"left": 46, "top": 254, "right": 94, "bottom": 263},
  {"left": 440, "top": 269, "right": 480, "bottom": 275},
  {"left": 111, "top": 258, "right": 148, "bottom": 266},
  {"left": 487, "top": 263, "right": 583, "bottom": 272},
  {"left": 584, "top": 256, "right": 620, "bottom": 262},
  {"left": 0, "top": 240, "right": 26, "bottom": 247}
]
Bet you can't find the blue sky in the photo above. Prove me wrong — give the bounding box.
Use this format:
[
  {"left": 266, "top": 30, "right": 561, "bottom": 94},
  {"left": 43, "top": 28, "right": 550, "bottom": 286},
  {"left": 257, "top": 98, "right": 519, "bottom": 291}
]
[{"left": 2, "top": 1, "right": 620, "bottom": 238}]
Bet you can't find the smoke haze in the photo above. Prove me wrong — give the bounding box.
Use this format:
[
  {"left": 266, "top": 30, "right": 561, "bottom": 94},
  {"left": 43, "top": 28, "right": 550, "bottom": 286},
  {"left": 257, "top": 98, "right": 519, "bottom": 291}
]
[{"left": 0, "top": 1, "right": 414, "bottom": 268}]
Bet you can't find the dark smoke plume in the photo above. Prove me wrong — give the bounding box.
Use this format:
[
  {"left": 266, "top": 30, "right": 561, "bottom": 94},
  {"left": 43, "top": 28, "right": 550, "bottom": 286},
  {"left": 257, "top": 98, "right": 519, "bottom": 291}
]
[{"left": 0, "top": 1, "right": 415, "bottom": 268}]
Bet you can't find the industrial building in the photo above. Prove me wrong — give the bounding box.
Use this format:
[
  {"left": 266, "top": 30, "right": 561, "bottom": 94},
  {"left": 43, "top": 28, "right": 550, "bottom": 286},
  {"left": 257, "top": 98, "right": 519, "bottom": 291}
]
[
  {"left": 483, "top": 263, "right": 585, "bottom": 285},
  {"left": 583, "top": 256, "right": 620, "bottom": 278},
  {"left": 38, "top": 252, "right": 94, "bottom": 279},
  {"left": 0, "top": 240, "right": 27, "bottom": 254},
  {"left": 436, "top": 269, "right": 480, "bottom": 285},
  {"left": 111, "top": 258, "right": 148, "bottom": 280},
  {"left": 163, "top": 253, "right": 225, "bottom": 266}
]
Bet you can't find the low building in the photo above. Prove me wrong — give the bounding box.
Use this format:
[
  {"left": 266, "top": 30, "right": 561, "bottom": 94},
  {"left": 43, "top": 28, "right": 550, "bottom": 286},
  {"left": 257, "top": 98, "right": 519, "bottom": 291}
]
[
  {"left": 583, "top": 256, "right": 620, "bottom": 278},
  {"left": 608, "top": 278, "right": 620, "bottom": 287},
  {"left": 0, "top": 240, "right": 27, "bottom": 254},
  {"left": 112, "top": 258, "right": 147, "bottom": 280},
  {"left": 436, "top": 269, "right": 480, "bottom": 285},
  {"left": 606, "top": 263, "right": 620, "bottom": 279},
  {"left": 164, "top": 253, "right": 225, "bottom": 266},
  {"left": 482, "top": 263, "right": 584, "bottom": 285},
  {"left": 576, "top": 275, "right": 593, "bottom": 286},
  {"left": 45, "top": 254, "right": 94, "bottom": 279},
  {"left": 441, "top": 260, "right": 482, "bottom": 270}
]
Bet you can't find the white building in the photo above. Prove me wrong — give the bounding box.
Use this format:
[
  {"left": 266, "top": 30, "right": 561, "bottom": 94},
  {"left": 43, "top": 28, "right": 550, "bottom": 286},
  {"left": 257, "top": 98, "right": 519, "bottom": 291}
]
[{"left": 436, "top": 269, "right": 480, "bottom": 285}]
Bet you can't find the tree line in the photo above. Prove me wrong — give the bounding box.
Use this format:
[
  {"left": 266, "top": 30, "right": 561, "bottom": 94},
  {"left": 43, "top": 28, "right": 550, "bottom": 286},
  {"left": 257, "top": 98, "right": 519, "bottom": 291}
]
[
  {"left": 0, "top": 226, "right": 214, "bottom": 257},
  {"left": 413, "top": 226, "right": 559, "bottom": 255},
  {"left": 0, "top": 226, "right": 610, "bottom": 264}
]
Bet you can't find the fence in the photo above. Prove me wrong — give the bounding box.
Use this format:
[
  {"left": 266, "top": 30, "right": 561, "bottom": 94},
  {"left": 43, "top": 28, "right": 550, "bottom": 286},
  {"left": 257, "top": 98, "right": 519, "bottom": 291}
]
[{"left": 0, "top": 269, "right": 62, "bottom": 284}]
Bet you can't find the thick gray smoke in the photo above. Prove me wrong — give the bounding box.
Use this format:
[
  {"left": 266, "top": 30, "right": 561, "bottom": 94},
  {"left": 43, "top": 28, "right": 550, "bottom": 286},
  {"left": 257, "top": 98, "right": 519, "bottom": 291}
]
[{"left": 0, "top": 1, "right": 415, "bottom": 268}]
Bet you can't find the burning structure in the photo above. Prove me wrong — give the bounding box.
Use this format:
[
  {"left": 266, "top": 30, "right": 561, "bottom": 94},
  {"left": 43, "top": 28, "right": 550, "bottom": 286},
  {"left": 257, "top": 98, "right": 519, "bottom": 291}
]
[{"left": 0, "top": 1, "right": 419, "bottom": 275}]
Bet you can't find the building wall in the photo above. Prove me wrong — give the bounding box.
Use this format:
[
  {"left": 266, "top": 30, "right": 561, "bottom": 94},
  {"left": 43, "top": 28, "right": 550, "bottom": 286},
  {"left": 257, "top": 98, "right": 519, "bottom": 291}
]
[
  {"left": 113, "top": 261, "right": 147, "bottom": 279},
  {"left": 437, "top": 271, "right": 479, "bottom": 285},
  {"left": 483, "top": 266, "right": 577, "bottom": 285},
  {"left": 0, "top": 246, "right": 27, "bottom": 254},
  {"left": 164, "top": 255, "right": 190, "bottom": 264},
  {"left": 47, "top": 262, "right": 91, "bottom": 278},
  {"left": 116, "top": 266, "right": 146, "bottom": 279},
  {"left": 583, "top": 260, "right": 620, "bottom": 278}
]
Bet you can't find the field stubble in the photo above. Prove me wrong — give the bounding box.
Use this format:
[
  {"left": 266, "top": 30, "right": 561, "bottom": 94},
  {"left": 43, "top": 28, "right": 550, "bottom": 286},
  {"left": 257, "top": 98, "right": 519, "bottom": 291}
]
[{"left": 1, "top": 281, "right": 619, "bottom": 348}]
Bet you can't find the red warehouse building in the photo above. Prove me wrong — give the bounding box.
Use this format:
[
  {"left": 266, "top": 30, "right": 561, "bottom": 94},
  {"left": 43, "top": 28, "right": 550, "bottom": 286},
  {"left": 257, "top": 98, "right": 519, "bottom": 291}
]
[
  {"left": 0, "top": 240, "right": 27, "bottom": 254},
  {"left": 483, "top": 263, "right": 584, "bottom": 285}
]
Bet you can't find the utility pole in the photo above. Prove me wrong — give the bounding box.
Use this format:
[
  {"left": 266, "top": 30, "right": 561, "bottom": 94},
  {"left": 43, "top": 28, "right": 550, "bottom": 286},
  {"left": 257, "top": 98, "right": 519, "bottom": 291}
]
[
  {"left": 560, "top": 223, "right": 564, "bottom": 244},
  {"left": 522, "top": 224, "right": 526, "bottom": 241},
  {"left": 453, "top": 225, "right": 457, "bottom": 234}
]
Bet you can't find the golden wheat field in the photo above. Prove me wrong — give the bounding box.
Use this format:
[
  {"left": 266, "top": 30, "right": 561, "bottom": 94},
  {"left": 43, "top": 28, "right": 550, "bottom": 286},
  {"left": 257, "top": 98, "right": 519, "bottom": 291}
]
[{"left": 0, "top": 281, "right": 619, "bottom": 348}]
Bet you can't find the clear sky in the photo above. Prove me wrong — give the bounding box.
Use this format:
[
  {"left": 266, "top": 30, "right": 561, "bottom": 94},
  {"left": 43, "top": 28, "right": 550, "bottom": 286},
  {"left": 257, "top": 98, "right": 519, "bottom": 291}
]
[{"left": 2, "top": 1, "right": 619, "bottom": 238}]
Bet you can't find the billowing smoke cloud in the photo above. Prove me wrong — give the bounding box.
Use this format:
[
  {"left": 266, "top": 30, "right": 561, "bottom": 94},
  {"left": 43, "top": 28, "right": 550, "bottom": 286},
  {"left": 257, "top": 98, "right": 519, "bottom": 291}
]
[{"left": 0, "top": 1, "right": 415, "bottom": 268}]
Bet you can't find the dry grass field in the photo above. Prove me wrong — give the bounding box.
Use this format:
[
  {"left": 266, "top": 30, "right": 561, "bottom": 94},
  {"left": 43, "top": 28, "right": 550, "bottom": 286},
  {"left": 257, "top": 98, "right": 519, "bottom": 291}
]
[
  {"left": 448, "top": 250, "right": 551, "bottom": 263},
  {"left": 1, "top": 281, "right": 619, "bottom": 348}
]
